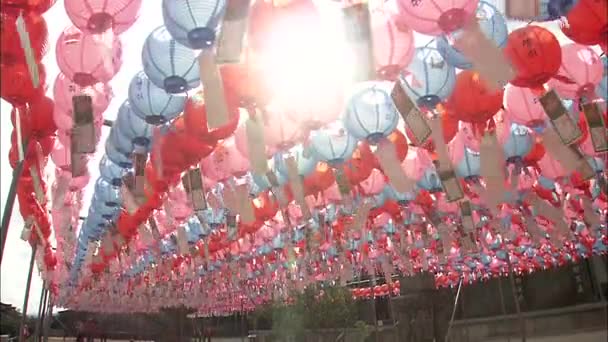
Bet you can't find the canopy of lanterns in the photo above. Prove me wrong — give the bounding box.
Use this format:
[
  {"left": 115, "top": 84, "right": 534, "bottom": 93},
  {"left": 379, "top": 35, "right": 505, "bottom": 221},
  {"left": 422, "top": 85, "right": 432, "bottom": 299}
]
[{"left": 1, "top": 0, "right": 607, "bottom": 316}]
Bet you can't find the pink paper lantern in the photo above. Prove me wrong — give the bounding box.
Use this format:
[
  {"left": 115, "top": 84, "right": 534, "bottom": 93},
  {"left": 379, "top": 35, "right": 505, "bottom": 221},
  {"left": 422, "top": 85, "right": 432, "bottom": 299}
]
[
  {"left": 401, "top": 146, "right": 433, "bottom": 181},
  {"left": 64, "top": 0, "right": 142, "bottom": 34},
  {"left": 56, "top": 26, "right": 123, "bottom": 87},
  {"left": 52, "top": 73, "right": 112, "bottom": 130},
  {"left": 371, "top": 4, "right": 415, "bottom": 79},
  {"left": 548, "top": 43, "right": 604, "bottom": 100},
  {"left": 262, "top": 101, "right": 309, "bottom": 151},
  {"left": 358, "top": 168, "right": 386, "bottom": 196},
  {"left": 395, "top": 0, "right": 480, "bottom": 36},
  {"left": 201, "top": 137, "right": 251, "bottom": 182},
  {"left": 503, "top": 84, "right": 546, "bottom": 128}
]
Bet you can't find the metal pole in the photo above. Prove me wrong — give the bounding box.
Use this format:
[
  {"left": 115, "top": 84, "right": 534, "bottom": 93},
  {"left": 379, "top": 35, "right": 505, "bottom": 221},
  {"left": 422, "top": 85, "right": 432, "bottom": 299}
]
[
  {"left": 507, "top": 254, "right": 526, "bottom": 342},
  {"left": 42, "top": 292, "right": 53, "bottom": 342},
  {"left": 241, "top": 299, "right": 246, "bottom": 342},
  {"left": 38, "top": 289, "right": 49, "bottom": 342},
  {"left": 34, "top": 283, "right": 47, "bottom": 340},
  {"left": 444, "top": 278, "right": 463, "bottom": 342},
  {"left": 370, "top": 275, "right": 379, "bottom": 342},
  {"left": 19, "top": 243, "right": 38, "bottom": 342},
  {"left": 497, "top": 277, "right": 511, "bottom": 342},
  {"left": 0, "top": 144, "right": 29, "bottom": 265}
]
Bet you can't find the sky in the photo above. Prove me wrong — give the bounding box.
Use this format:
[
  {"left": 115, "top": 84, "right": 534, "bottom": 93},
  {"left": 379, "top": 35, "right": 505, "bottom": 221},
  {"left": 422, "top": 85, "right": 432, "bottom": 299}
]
[{"left": 0, "top": 0, "right": 580, "bottom": 315}]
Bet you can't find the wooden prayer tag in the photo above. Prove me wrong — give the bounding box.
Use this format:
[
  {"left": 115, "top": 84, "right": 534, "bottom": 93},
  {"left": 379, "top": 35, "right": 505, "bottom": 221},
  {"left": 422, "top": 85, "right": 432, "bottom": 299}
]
[
  {"left": 148, "top": 217, "right": 162, "bottom": 240},
  {"left": 542, "top": 127, "right": 594, "bottom": 180},
  {"left": 226, "top": 212, "right": 237, "bottom": 240},
  {"left": 343, "top": 2, "right": 375, "bottom": 82},
  {"left": 198, "top": 49, "right": 230, "bottom": 129},
  {"left": 391, "top": 82, "right": 431, "bottom": 144},
  {"left": 582, "top": 102, "right": 608, "bottom": 153},
  {"left": 132, "top": 150, "right": 147, "bottom": 198},
  {"left": 216, "top": 0, "right": 251, "bottom": 63},
  {"left": 245, "top": 115, "right": 269, "bottom": 174},
  {"left": 334, "top": 167, "right": 352, "bottom": 196},
  {"left": 182, "top": 168, "right": 207, "bottom": 211},
  {"left": 374, "top": 138, "right": 415, "bottom": 193},
  {"left": 505, "top": 0, "right": 541, "bottom": 20},
  {"left": 460, "top": 201, "right": 475, "bottom": 233},
  {"left": 539, "top": 90, "right": 582, "bottom": 146},
  {"left": 71, "top": 95, "right": 96, "bottom": 153}
]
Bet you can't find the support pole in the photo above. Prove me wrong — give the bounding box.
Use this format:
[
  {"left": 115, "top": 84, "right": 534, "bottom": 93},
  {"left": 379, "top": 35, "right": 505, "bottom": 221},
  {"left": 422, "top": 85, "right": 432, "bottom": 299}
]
[
  {"left": 497, "top": 277, "right": 511, "bottom": 342},
  {"left": 42, "top": 291, "right": 53, "bottom": 342},
  {"left": 507, "top": 254, "right": 526, "bottom": 342},
  {"left": 34, "top": 282, "right": 47, "bottom": 340},
  {"left": 0, "top": 141, "right": 29, "bottom": 265},
  {"left": 241, "top": 299, "right": 245, "bottom": 342},
  {"left": 38, "top": 289, "right": 48, "bottom": 342},
  {"left": 19, "top": 243, "right": 38, "bottom": 342},
  {"left": 370, "top": 275, "right": 379, "bottom": 342},
  {"left": 444, "top": 278, "right": 463, "bottom": 342}
]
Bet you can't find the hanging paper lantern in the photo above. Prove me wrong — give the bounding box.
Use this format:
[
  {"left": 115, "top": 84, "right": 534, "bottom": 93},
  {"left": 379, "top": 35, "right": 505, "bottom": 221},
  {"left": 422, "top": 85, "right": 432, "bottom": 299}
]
[
  {"left": 1, "top": 9, "right": 48, "bottom": 65},
  {"left": 376, "top": 129, "right": 409, "bottom": 169},
  {"left": 436, "top": 1, "right": 508, "bottom": 70},
  {"left": 359, "top": 169, "right": 386, "bottom": 196},
  {"left": 201, "top": 137, "right": 250, "bottom": 182},
  {"left": 260, "top": 101, "right": 308, "bottom": 150},
  {"left": 183, "top": 89, "right": 240, "bottom": 142},
  {"left": 1, "top": 62, "right": 46, "bottom": 106},
  {"left": 561, "top": 0, "right": 608, "bottom": 46},
  {"left": 503, "top": 84, "right": 547, "bottom": 129},
  {"left": 503, "top": 25, "right": 561, "bottom": 89},
  {"left": 503, "top": 124, "right": 533, "bottom": 163},
  {"left": 127, "top": 71, "right": 186, "bottom": 125},
  {"left": 64, "top": 0, "right": 141, "bottom": 34},
  {"left": 273, "top": 145, "right": 319, "bottom": 179},
  {"left": 56, "top": 26, "right": 123, "bottom": 87},
  {"left": 303, "top": 162, "right": 335, "bottom": 195},
  {"left": 52, "top": 73, "right": 112, "bottom": 130},
  {"left": 417, "top": 167, "right": 442, "bottom": 193},
  {"left": 399, "top": 47, "right": 456, "bottom": 109},
  {"left": 99, "top": 156, "right": 125, "bottom": 187},
  {"left": 94, "top": 178, "right": 123, "bottom": 207},
  {"left": 141, "top": 25, "right": 200, "bottom": 94},
  {"left": 395, "top": 0, "right": 480, "bottom": 36},
  {"left": 401, "top": 146, "right": 434, "bottom": 182},
  {"left": 447, "top": 70, "right": 503, "bottom": 124},
  {"left": 548, "top": 43, "right": 604, "bottom": 100},
  {"left": 523, "top": 137, "right": 545, "bottom": 166},
  {"left": 371, "top": 4, "right": 415, "bottom": 80},
  {"left": 114, "top": 101, "right": 155, "bottom": 149},
  {"left": 536, "top": 151, "right": 569, "bottom": 180},
  {"left": 454, "top": 147, "right": 480, "bottom": 181},
  {"left": 1, "top": 0, "right": 56, "bottom": 12},
  {"left": 161, "top": 0, "right": 226, "bottom": 49},
  {"left": 310, "top": 122, "right": 359, "bottom": 166},
  {"left": 343, "top": 81, "right": 400, "bottom": 143},
  {"left": 105, "top": 136, "right": 133, "bottom": 168}
]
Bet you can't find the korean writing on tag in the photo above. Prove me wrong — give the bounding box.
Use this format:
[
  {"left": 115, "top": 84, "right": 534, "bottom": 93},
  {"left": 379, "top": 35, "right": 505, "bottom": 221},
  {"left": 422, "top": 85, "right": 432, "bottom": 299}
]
[
  {"left": 71, "top": 95, "right": 96, "bottom": 153},
  {"left": 453, "top": 20, "right": 515, "bottom": 91},
  {"left": 343, "top": 2, "right": 375, "bottom": 82},
  {"left": 182, "top": 168, "right": 207, "bottom": 211},
  {"left": 582, "top": 102, "right": 608, "bottom": 153},
  {"left": 198, "top": 50, "right": 230, "bottom": 129},
  {"left": 539, "top": 90, "right": 582, "bottom": 146},
  {"left": 391, "top": 82, "right": 431, "bottom": 144},
  {"left": 216, "top": 0, "right": 251, "bottom": 63},
  {"left": 132, "top": 151, "right": 147, "bottom": 198},
  {"left": 245, "top": 115, "right": 269, "bottom": 174}
]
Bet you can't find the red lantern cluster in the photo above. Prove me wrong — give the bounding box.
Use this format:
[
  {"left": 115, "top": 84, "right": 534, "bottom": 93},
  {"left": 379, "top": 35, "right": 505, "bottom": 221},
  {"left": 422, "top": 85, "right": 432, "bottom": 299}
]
[
  {"left": 1, "top": 0, "right": 57, "bottom": 272},
  {"left": 351, "top": 280, "right": 401, "bottom": 299}
]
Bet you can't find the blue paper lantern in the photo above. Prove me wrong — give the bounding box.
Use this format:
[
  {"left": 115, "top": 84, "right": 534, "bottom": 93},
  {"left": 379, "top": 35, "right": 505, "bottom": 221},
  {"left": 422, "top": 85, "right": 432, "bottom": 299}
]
[
  {"left": 587, "top": 156, "right": 605, "bottom": 173},
  {"left": 343, "top": 81, "right": 400, "bottom": 143},
  {"left": 115, "top": 101, "right": 155, "bottom": 149},
  {"left": 310, "top": 122, "right": 359, "bottom": 166},
  {"left": 99, "top": 156, "right": 126, "bottom": 187},
  {"left": 544, "top": 0, "right": 579, "bottom": 20},
  {"left": 454, "top": 148, "right": 481, "bottom": 181},
  {"left": 436, "top": 1, "right": 508, "bottom": 70},
  {"left": 128, "top": 71, "right": 187, "bottom": 125},
  {"left": 399, "top": 47, "right": 456, "bottom": 109},
  {"left": 142, "top": 26, "right": 201, "bottom": 94},
  {"left": 90, "top": 197, "right": 120, "bottom": 220},
  {"left": 383, "top": 185, "right": 416, "bottom": 204},
  {"left": 417, "top": 167, "right": 443, "bottom": 192},
  {"left": 162, "top": 0, "right": 226, "bottom": 49},
  {"left": 537, "top": 175, "right": 556, "bottom": 190},
  {"left": 109, "top": 125, "right": 135, "bottom": 158},
  {"left": 105, "top": 138, "right": 133, "bottom": 168},
  {"left": 273, "top": 145, "right": 319, "bottom": 179},
  {"left": 503, "top": 124, "right": 533, "bottom": 163},
  {"left": 94, "top": 178, "right": 123, "bottom": 208}
]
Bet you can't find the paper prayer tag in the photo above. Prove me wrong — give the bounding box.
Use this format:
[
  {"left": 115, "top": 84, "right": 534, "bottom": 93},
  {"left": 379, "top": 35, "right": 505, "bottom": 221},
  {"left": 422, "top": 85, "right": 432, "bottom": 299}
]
[
  {"left": 480, "top": 131, "right": 506, "bottom": 207},
  {"left": 198, "top": 49, "right": 230, "bottom": 129},
  {"left": 581, "top": 196, "right": 600, "bottom": 227},
  {"left": 235, "top": 183, "right": 255, "bottom": 224},
  {"left": 343, "top": 3, "right": 375, "bottom": 82},
  {"left": 391, "top": 82, "right": 431, "bottom": 144},
  {"left": 21, "top": 219, "right": 32, "bottom": 242},
  {"left": 284, "top": 156, "right": 311, "bottom": 218},
  {"left": 460, "top": 201, "right": 475, "bottom": 233},
  {"left": 132, "top": 150, "right": 147, "bottom": 198},
  {"left": 176, "top": 225, "right": 190, "bottom": 255},
  {"left": 374, "top": 138, "right": 415, "bottom": 193},
  {"left": 71, "top": 95, "right": 96, "bottom": 153},
  {"left": 504, "top": 0, "right": 542, "bottom": 20},
  {"left": 266, "top": 171, "right": 288, "bottom": 207},
  {"left": 148, "top": 218, "right": 161, "bottom": 240},
  {"left": 523, "top": 212, "right": 544, "bottom": 243},
  {"left": 582, "top": 102, "right": 608, "bottom": 153},
  {"left": 539, "top": 90, "right": 582, "bottom": 146},
  {"left": 528, "top": 193, "right": 570, "bottom": 236},
  {"left": 453, "top": 20, "right": 515, "bottom": 92},
  {"left": 430, "top": 117, "right": 463, "bottom": 202},
  {"left": 352, "top": 200, "right": 373, "bottom": 233},
  {"left": 16, "top": 13, "right": 40, "bottom": 88},
  {"left": 182, "top": 168, "right": 207, "bottom": 211},
  {"left": 216, "top": 0, "right": 251, "bottom": 63},
  {"left": 245, "top": 116, "right": 269, "bottom": 174},
  {"left": 542, "top": 126, "right": 594, "bottom": 180}
]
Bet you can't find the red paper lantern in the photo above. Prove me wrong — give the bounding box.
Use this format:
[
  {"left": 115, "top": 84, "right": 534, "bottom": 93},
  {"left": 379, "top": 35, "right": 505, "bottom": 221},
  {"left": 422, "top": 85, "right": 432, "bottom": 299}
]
[
  {"left": 504, "top": 26, "right": 562, "bottom": 89},
  {"left": 447, "top": 71, "right": 503, "bottom": 124},
  {"left": 1, "top": 0, "right": 56, "bottom": 13},
  {"left": 1, "top": 9, "right": 49, "bottom": 65},
  {"left": 303, "top": 162, "right": 335, "bottom": 195},
  {"left": 561, "top": 0, "right": 608, "bottom": 46},
  {"left": 342, "top": 142, "right": 374, "bottom": 186},
  {"left": 0, "top": 62, "right": 47, "bottom": 106},
  {"left": 523, "top": 138, "right": 546, "bottom": 166}
]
